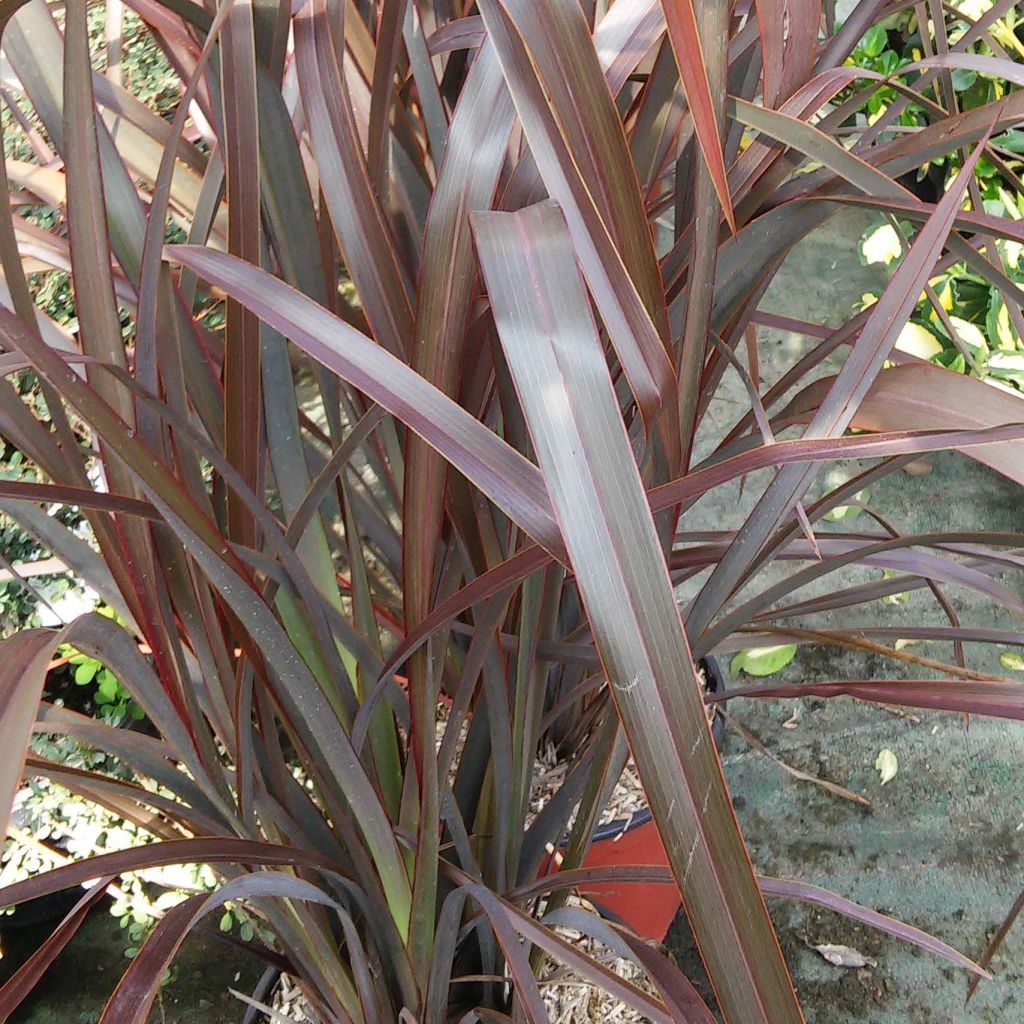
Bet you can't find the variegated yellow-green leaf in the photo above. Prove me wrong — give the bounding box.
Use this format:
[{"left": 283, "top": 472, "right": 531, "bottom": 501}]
[
  {"left": 895, "top": 322, "right": 943, "bottom": 360},
  {"left": 949, "top": 316, "right": 988, "bottom": 356},
  {"left": 860, "top": 223, "right": 902, "bottom": 266},
  {"left": 987, "top": 351, "right": 1024, "bottom": 380}
]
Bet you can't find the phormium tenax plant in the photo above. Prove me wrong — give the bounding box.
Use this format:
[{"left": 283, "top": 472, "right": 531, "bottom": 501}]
[{"left": 0, "top": 0, "right": 1023, "bottom": 1021}]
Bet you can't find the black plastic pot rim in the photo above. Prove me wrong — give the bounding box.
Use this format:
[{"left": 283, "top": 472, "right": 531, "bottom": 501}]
[{"left": 576, "top": 655, "right": 727, "bottom": 847}]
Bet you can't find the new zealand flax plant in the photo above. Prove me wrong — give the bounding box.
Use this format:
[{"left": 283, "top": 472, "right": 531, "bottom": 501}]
[{"left": 3, "top": 0, "right": 1024, "bottom": 1020}]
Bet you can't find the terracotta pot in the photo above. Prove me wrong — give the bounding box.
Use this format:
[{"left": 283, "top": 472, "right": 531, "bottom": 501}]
[{"left": 548, "top": 656, "right": 726, "bottom": 941}]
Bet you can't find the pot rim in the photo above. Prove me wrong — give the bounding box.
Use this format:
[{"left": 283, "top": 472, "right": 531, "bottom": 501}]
[{"left": 585, "top": 654, "right": 726, "bottom": 845}]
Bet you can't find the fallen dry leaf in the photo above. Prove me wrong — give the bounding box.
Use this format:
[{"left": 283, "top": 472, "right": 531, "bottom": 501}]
[
  {"left": 901, "top": 457, "right": 933, "bottom": 477},
  {"left": 810, "top": 942, "right": 878, "bottom": 969}
]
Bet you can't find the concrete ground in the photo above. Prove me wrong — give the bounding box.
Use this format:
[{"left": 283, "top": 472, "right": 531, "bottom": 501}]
[{"left": 666, "top": 209, "right": 1024, "bottom": 1022}]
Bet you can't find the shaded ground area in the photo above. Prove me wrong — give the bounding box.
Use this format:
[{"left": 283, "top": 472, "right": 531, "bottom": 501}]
[
  {"left": 1, "top": 909, "right": 262, "bottom": 1023},
  {"left": 666, "top": 210, "right": 1024, "bottom": 1021}
]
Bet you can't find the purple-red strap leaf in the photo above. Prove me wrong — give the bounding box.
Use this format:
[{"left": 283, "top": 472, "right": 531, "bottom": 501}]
[
  {"left": 100, "top": 874, "right": 341, "bottom": 1024},
  {"left": 785, "top": 363, "right": 1024, "bottom": 488},
  {"left": 659, "top": 0, "right": 735, "bottom": 231},
  {"left": 0, "top": 879, "right": 113, "bottom": 1019},
  {"left": 617, "top": 928, "right": 717, "bottom": 1023},
  {"left": 688, "top": 129, "right": 994, "bottom": 638},
  {"left": 757, "top": 877, "right": 990, "bottom": 979},
  {"left": 0, "top": 837, "right": 345, "bottom": 909},
  {"left": 473, "top": 200, "right": 802, "bottom": 1024},
  {"left": 385, "top": 421, "right": 1024, "bottom": 679},
  {"left": 0, "top": 630, "right": 61, "bottom": 833},
  {"left": 478, "top": 0, "right": 677, "bottom": 432},
  {"left": 166, "top": 245, "right": 565, "bottom": 559},
  {"left": 713, "top": 678, "right": 1024, "bottom": 722},
  {"left": 967, "top": 887, "right": 1024, "bottom": 1001},
  {"left": 511, "top": 866, "right": 989, "bottom": 979}
]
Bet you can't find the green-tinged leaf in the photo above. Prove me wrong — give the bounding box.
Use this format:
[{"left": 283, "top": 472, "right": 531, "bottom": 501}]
[
  {"left": 132, "top": 487, "right": 414, "bottom": 937},
  {"left": 730, "top": 97, "right": 908, "bottom": 208},
  {"left": 731, "top": 644, "right": 797, "bottom": 678},
  {"left": 474, "top": 200, "right": 802, "bottom": 1024},
  {"left": 403, "top": 2, "right": 448, "bottom": 164}
]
